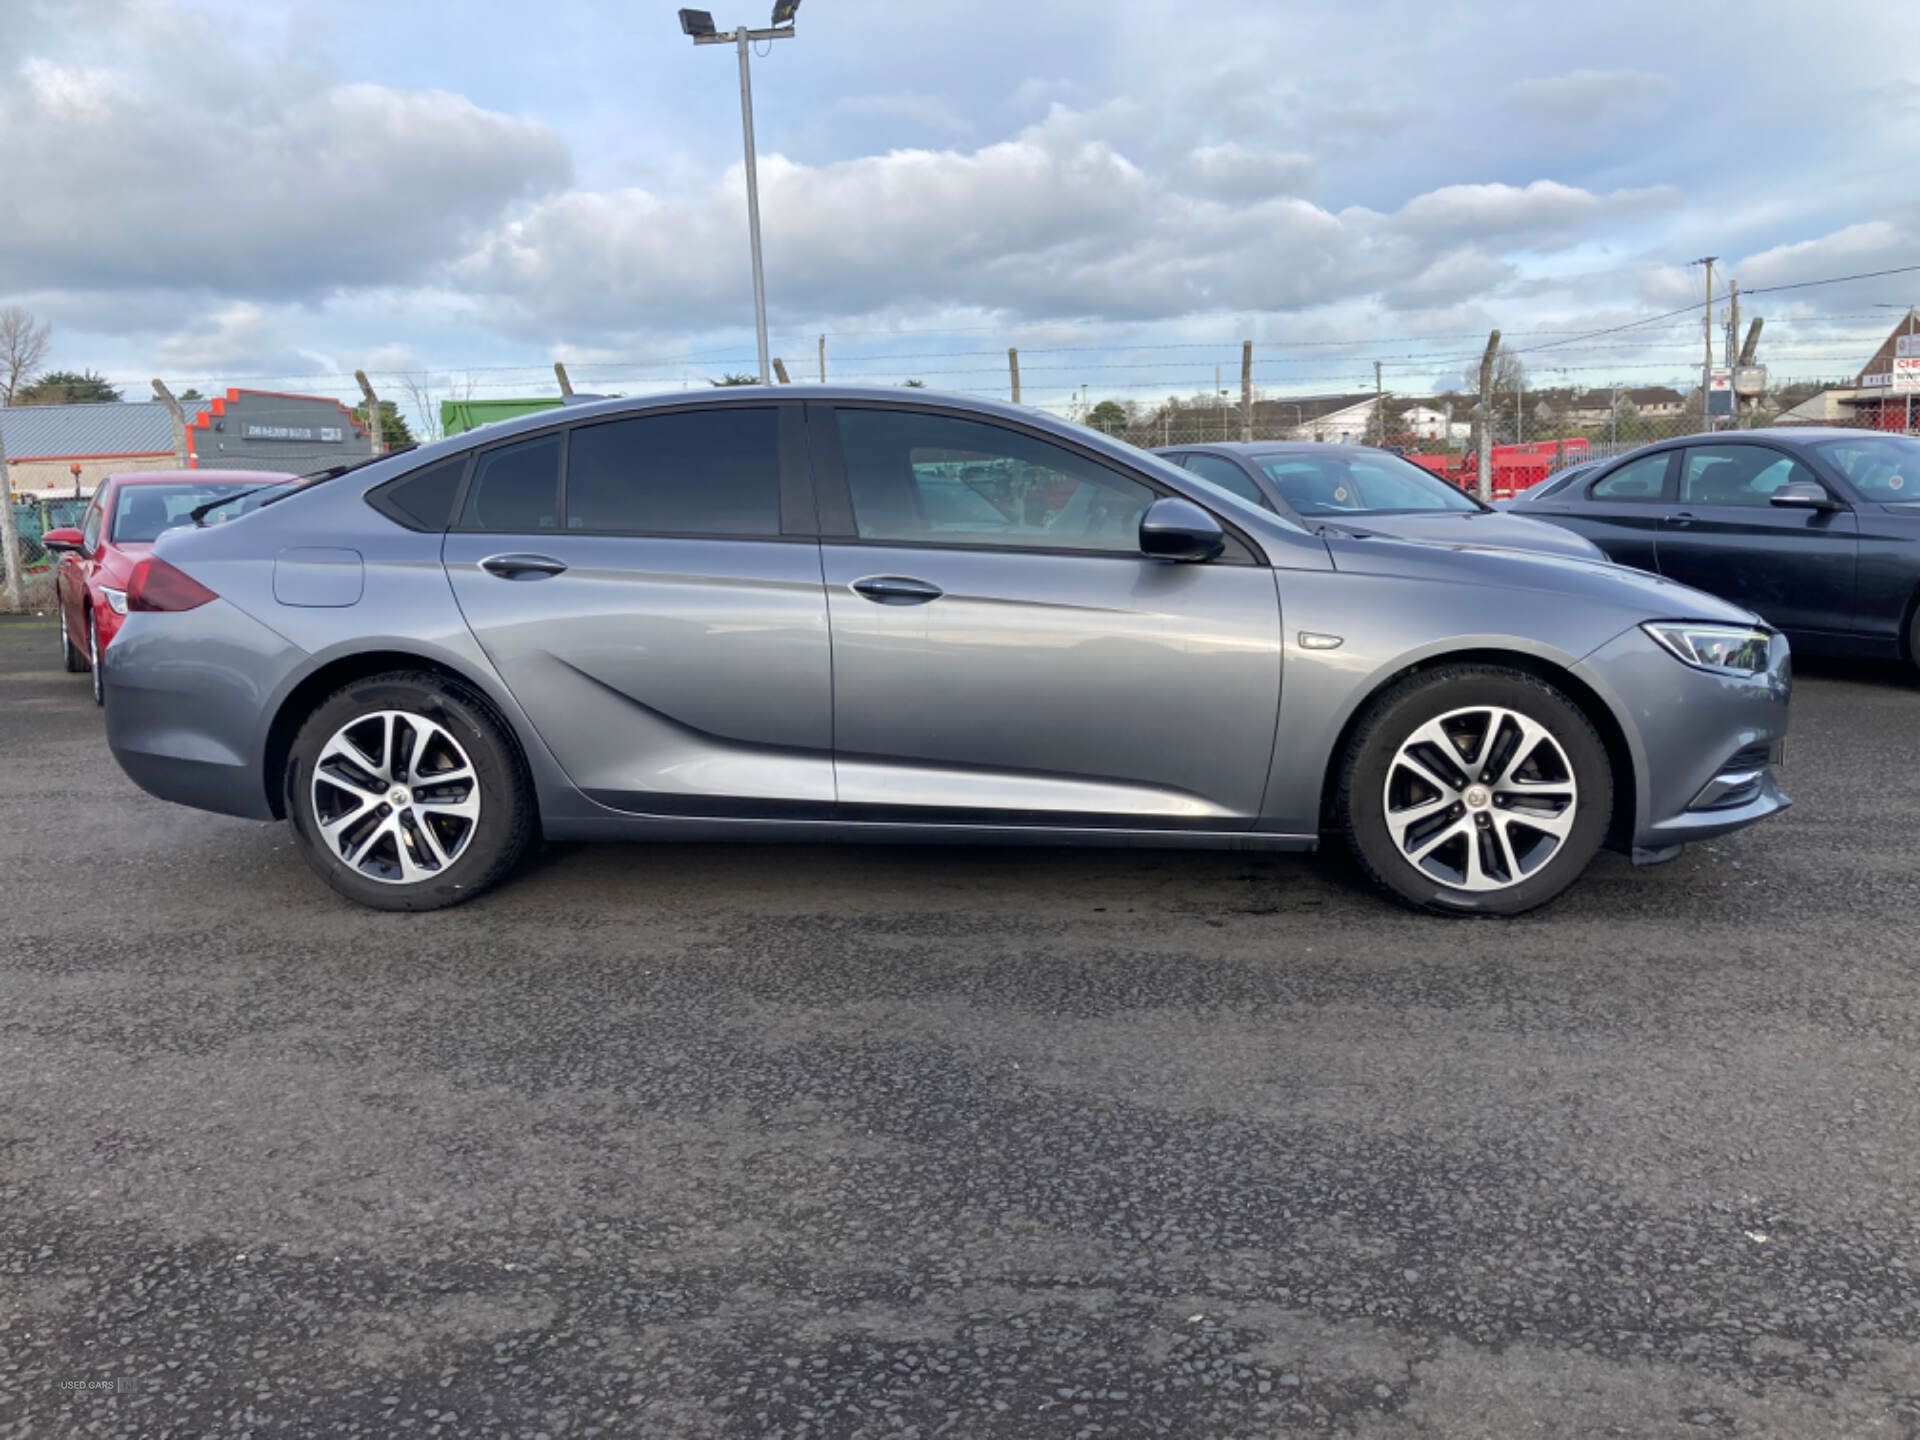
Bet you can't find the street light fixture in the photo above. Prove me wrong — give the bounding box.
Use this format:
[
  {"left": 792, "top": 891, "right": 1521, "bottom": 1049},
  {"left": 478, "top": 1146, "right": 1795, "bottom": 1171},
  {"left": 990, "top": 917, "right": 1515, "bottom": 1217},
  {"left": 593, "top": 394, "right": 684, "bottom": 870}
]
[{"left": 680, "top": 2, "right": 801, "bottom": 385}]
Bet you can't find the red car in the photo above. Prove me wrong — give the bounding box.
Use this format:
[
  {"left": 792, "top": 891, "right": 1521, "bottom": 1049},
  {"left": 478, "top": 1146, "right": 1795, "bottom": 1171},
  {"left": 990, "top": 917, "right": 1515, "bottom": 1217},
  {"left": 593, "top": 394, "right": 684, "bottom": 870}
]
[{"left": 44, "top": 470, "right": 299, "bottom": 704}]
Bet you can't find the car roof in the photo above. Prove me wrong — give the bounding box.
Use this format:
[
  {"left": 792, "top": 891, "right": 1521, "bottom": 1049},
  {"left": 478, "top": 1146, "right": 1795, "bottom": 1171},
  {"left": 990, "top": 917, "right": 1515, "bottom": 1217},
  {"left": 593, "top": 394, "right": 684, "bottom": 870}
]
[
  {"left": 1154, "top": 441, "right": 1361, "bottom": 456},
  {"left": 104, "top": 469, "right": 301, "bottom": 486}
]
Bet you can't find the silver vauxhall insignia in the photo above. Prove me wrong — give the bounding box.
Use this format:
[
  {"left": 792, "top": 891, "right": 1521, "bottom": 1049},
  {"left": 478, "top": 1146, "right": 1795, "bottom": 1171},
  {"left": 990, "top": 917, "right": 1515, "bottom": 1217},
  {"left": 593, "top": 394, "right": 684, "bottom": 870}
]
[{"left": 102, "top": 387, "right": 1791, "bottom": 915}]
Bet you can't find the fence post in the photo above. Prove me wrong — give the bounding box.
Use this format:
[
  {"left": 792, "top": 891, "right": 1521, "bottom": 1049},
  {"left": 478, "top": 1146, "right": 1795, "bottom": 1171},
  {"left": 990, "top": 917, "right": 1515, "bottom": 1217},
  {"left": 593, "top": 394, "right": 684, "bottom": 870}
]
[
  {"left": 1241, "top": 340, "right": 1253, "bottom": 442},
  {"left": 355, "top": 371, "right": 384, "bottom": 459},
  {"left": 0, "top": 419, "right": 23, "bottom": 613},
  {"left": 152, "top": 379, "right": 190, "bottom": 468},
  {"left": 1476, "top": 329, "right": 1500, "bottom": 503},
  {"left": 772, "top": 358, "right": 791, "bottom": 384},
  {"left": 554, "top": 361, "right": 574, "bottom": 397},
  {"left": 818, "top": 335, "right": 826, "bottom": 383},
  {"left": 1008, "top": 348, "right": 1021, "bottom": 405}
]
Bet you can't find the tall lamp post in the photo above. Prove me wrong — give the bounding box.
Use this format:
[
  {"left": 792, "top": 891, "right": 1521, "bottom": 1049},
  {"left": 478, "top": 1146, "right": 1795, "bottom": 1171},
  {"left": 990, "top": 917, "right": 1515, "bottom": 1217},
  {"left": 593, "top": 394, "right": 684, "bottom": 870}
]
[{"left": 679, "top": 4, "right": 799, "bottom": 385}]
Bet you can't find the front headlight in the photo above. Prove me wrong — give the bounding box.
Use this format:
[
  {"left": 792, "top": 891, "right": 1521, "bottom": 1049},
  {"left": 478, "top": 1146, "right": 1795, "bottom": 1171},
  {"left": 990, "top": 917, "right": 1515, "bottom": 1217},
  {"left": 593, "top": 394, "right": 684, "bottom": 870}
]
[
  {"left": 1642, "top": 621, "right": 1771, "bottom": 675},
  {"left": 100, "top": 587, "right": 128, "bottom": 616}
]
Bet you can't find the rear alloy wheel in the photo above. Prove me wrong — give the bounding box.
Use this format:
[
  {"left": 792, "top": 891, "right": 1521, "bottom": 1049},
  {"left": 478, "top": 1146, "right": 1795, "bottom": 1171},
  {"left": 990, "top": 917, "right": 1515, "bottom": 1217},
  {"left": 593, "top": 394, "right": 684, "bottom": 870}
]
[
  {"left": 88, "top": 611, "right": 104, "bottom": 705},
  {"left": 286, "top": 671, "right": 535, "bottom": 911},
  {"left": 1338, "top": 665, "right": 1611, "bottom": 916}
]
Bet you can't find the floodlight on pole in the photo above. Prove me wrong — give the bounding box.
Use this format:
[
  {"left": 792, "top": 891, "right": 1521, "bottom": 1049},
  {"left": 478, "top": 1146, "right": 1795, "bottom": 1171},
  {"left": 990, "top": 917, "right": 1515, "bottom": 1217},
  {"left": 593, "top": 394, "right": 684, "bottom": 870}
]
[{"left": 680, "top": 6, "right": 799, "bottom": 386}]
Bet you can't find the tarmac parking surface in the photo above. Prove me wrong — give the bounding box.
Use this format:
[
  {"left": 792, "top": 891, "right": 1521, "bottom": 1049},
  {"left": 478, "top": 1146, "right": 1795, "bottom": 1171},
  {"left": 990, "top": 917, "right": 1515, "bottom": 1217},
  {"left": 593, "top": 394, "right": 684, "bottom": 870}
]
[{"left": 5, "top": 613, "right": 1920, "bottom": 1437}]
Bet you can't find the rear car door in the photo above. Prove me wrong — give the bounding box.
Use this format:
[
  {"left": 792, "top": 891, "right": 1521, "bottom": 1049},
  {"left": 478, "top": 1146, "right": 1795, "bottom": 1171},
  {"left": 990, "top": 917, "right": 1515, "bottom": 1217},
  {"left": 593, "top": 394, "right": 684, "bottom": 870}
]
[
  {"left": 1531, "top": 449, "right": 1674, "bottom": 570},
  {"left": 1655, "top": 443, "right": 1857, "bottom": 636},
  {"left": 441, "top": 403, "right": 835, "bottom": 813},
  {"left": 811, "top": 403, "right": 1282, "bottom": 827}
]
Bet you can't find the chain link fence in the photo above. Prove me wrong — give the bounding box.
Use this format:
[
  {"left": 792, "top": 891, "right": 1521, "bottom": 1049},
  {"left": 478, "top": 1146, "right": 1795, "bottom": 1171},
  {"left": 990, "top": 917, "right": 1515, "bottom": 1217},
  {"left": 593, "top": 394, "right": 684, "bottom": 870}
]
[{"left": 1, "top": 498, "right": 86, "bottom": 611}]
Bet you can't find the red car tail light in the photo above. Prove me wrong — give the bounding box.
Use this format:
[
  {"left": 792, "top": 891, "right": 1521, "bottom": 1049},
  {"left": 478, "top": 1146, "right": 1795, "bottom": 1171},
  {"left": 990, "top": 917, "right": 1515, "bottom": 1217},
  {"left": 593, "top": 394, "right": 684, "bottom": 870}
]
[{"left": 126, "top": 557, "right": 218, "bottom": 612}]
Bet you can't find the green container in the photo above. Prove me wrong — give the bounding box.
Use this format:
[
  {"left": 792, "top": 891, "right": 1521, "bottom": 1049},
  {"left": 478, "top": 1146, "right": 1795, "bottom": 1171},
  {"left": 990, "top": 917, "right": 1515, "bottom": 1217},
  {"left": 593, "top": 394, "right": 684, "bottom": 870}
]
[{"left": 441, "top": 398, "right": 565, "bottom": 437}]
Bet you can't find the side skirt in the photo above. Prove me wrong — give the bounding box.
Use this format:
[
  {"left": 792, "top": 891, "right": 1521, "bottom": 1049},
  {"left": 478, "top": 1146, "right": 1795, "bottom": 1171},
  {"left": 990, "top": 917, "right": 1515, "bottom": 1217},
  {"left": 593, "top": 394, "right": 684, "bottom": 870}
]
[{"left": 541, "top": 811, "right": 1319, "bottom": 852}]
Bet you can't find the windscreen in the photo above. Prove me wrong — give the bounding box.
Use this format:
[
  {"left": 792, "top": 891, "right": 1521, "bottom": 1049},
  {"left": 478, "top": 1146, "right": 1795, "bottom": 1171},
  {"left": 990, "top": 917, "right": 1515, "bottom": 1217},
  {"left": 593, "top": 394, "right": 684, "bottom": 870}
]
[
  {"left": 1810, "top": 434, "right": 1920, "bottom": 502},
  {"left": 1252, "top": 451, "right": 1480, "bottom": 516}
]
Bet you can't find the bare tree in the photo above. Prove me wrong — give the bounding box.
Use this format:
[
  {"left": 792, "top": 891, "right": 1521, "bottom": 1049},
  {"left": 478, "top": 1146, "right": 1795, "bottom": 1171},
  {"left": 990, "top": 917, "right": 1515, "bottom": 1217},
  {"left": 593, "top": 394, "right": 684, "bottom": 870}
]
[
  {"left": 398, "top": 373, "right": 444, "bottom": 442},
  {"left": 1, "top": 306, "right": 52, "bottom": 407}
]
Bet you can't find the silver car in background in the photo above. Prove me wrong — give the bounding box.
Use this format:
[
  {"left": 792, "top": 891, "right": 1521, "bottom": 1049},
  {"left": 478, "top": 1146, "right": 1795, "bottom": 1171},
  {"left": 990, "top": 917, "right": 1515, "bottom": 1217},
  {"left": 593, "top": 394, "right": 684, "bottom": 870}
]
[{"left": 104, "top": 387, "right": 1791, "bottom": 915}]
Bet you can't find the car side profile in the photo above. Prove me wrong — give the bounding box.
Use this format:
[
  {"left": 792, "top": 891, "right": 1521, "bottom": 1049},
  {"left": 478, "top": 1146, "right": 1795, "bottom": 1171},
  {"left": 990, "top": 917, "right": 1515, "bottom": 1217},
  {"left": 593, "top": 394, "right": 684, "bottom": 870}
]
[
  {"left": 104, "top": 388, "right": 1791, "bottom": 916},
  {"left": 1154, "top": 441, "right": 1607, "bottom": 561},
  {"left": 1509, "top": 429, "right": 1920, "bottom": 669},
  {"left": 42, "top": 470, "right": 300, "bottom": 704}
]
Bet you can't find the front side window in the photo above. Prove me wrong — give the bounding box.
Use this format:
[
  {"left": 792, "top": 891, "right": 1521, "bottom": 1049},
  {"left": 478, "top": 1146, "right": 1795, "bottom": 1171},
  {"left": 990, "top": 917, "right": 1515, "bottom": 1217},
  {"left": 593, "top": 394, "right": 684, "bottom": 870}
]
[
  {"left": 1811, "top": 434, "right": 1920, "bottom": 501},
  {"left": 1252, "top": 451, "right": 1477, "bottom": 516},
  {"left": 81, "top": 499, "right": 103, "bottom": 552},
  {"left": 459, "top": 434, "right": 560, "bottom": 533},
  {"left": 1589, "top": 451, "right": 1672, "bottom": 502},
  {"left": 567, "top": 408, "right": 780, "bottom": 536},
  {"left": 835, "top": 408, "right": 1155, "bottom": 552},
  {"left": 1181, "top": 454, "right": 1272, "bottom": 509},
  {"left": 1679, "top": 446, "right": 1820, "bottom": 507}
]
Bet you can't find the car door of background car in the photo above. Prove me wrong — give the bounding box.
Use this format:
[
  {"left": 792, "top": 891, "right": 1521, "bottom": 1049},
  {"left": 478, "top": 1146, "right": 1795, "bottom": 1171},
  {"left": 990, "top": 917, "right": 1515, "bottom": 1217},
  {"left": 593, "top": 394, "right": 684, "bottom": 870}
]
[
  {"left": 1655, "top": 444, "right": 1858, "bottom": 637},
  {"left": 1529, "top": 450, "right": 1674, "bottom": 570},
  {"left": 811, "top": 403, "right": 1283, "bottom": 827},
  {"left": 63, "top": 489, "right": 108, "bottom": 645},
  {"left": 1176, "top": 453, "right": 1277, "bottom": 513},
  {"left": 441, "top": 403, "right": 837, "bottom": 813}
]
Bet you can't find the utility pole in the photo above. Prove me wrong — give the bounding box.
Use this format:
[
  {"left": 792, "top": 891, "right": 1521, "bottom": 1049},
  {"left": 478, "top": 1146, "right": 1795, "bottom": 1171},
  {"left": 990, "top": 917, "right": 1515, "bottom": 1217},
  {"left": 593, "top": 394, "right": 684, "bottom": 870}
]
[
  {"left": 355, "top": 371, "right": 384, "bottom": 459},
  {"left": 680, "top": 9, "right": 799, "bottom": 385},
  {"left": 1692, "top": 256, "right": 1716, "bottom": 433},
  {"left": 1515, "top": 368, "right": 1524, "bottom": 445},
  {"left": 554, "top": 361, "right": 574, "bottom": 397},
  {"left": 0, "top": 418, "right": 22, "bottom": 614},
  {"left": 817, "top": 334, "right": 825, "bottom": 383},
  {"left": 1475, "top": 329, "right": 1500, "bottom": 503},
  {"left": 151, "top": 379, "right": 190, "bottom": 468},
  {"left": 1727, "top": 282, "right": 1740, "bottom": 370},
  {"left": 1737, "top": 317, "right": 1763, "bottom": 428},
  {"left": 1241, "top": 340, "right": 1253, "bottom": 443},
  {"left": 1007, "top": 348, "right": 1020, "bottom": 405}
]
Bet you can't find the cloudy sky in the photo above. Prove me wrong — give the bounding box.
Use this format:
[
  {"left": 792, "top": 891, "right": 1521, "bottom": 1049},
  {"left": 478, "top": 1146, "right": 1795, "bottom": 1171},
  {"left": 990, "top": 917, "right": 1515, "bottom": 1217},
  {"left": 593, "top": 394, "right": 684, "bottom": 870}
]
[{"left": 3, "top": 0, "right": 1916, "bottom": 419}]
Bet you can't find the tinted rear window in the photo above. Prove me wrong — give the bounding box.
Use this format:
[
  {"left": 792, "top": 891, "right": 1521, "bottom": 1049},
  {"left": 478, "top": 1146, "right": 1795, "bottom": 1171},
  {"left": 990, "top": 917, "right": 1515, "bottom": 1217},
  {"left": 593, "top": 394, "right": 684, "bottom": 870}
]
[
  {"left": 565, "top": 408, "right": 781, "bottom": 536},
  {"left": 371, "top": 456, "right": 467, "bottom": 532},
  {"left": 459, "top": 435, "right": 561, "bottom": 532}
]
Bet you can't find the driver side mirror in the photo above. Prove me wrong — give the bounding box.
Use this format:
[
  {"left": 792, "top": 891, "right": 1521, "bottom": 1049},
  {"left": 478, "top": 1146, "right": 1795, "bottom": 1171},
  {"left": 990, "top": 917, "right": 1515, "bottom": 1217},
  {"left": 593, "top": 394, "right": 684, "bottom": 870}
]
[
  {"left": 1140, "top": 497, "right": 1225, "bottom": 562},
  {"left": 40, "top": 527, "right": 85, "bottom": 555},
  {"left": 1769, "top": 481, "right": 1839, "bottom": 511}
]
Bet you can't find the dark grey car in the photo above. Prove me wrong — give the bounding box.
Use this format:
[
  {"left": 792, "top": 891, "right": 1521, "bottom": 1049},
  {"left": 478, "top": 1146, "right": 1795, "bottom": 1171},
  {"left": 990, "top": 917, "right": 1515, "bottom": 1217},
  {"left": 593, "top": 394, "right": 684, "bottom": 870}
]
[{"left": 104, "top": 387, "right": 1790, "bottom": 916}]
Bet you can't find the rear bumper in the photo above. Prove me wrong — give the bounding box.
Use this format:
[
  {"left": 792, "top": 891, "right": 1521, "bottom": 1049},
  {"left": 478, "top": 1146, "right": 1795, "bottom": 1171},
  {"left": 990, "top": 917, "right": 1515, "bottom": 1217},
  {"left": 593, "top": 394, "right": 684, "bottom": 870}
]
[
  {"left": 1575, "top": 627, "right": 1793, "bottom": 851},
  {"left": 103, "top": 600, "right": 304, "bottom": 822}
]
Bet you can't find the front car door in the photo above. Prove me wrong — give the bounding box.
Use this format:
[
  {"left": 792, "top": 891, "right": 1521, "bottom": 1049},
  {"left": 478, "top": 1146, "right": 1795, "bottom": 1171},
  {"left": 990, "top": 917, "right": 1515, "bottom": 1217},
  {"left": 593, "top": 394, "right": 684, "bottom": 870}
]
[
  {"left": 810, "top": 403, "right": 1283, "bottom": 827},
  {"left": 442, "top": 402, "right": 836, "bottom": 813},
  {"left": 62, "top": 489, "right": 109, "bottom": 647},
  {"left": 1176, "top": 452, "right": 1278, "bottom": 514},
  {"left": 1655, "top": 443, "right": 1857, "bottom": 638}
]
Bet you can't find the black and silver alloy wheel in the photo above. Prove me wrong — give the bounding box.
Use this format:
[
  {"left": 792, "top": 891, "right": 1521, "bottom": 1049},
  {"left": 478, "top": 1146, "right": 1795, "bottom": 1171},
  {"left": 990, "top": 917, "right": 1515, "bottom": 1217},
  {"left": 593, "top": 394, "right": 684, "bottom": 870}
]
[
  {"left": 1383, "top": 705, "right": 1578, "bottom": 892},
  {"left": 310, "top": 710, "right": 482, "bottom": 884},
  {"left": 286, "top": 670, "right": 535, "bottom": 911},
  {"left": 1339, "top": 664, "right": 1611, "bottom": 916},
  {"left": 88, "top": 611, "right": 103, "bottom": 706}
]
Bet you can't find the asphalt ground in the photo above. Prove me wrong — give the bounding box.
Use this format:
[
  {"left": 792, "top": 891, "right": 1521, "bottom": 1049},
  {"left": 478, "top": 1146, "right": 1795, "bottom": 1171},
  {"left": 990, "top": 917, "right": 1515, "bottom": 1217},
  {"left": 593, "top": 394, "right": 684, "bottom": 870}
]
[{"left": 5, "top": 612, "right": 1920, "bottom": 1438}]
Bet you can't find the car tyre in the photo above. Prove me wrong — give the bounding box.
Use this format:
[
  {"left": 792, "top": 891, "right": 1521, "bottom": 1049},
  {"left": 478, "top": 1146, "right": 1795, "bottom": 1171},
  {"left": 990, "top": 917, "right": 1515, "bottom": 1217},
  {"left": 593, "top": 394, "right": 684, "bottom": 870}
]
[
  {"left": 1337, "top": 664, "right": 1612, "bottom": 916},
  {"left": 88, "top": 610, "right": 104, "bottom": 704},
  {"left": 59, "top": 596, "right": 86, "bottom": 673},
  {"left": 286, "top": 670, "right": 536, "bottom": 912}
]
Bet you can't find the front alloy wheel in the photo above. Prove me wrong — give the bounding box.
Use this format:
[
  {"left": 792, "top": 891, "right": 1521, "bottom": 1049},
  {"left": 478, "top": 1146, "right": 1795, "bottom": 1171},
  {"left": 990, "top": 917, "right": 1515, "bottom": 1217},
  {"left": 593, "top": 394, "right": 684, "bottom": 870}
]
[
  {"left": 1339, "top": 665, "right": 1611, "bottom": 915},
  {"left": 287, "top": 671, "right": 535, "bottom": 911}
]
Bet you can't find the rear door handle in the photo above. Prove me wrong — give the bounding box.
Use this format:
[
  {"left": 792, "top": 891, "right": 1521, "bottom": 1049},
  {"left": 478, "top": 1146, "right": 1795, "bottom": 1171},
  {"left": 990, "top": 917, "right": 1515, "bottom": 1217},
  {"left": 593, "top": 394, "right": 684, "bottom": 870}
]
[
  {"left": 1667, "top": 512, "right": 1697, "bottom": 528},
  {"left": 480, "top": 553, "right": 568, "bottom": 580},
  {"left": 851, "top": 575, "right": 943, "bottom": 605}
]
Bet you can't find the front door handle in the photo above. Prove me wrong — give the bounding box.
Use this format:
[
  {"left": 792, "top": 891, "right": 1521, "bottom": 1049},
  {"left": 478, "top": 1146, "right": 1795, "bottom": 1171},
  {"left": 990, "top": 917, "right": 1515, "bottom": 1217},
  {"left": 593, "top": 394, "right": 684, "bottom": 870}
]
[
  {"left": 480, "top": 553, "right": 568, "bottom": 580},
  {"left": 851, "top": 575, "right": 943, "bottom": 605},
  {"left": 1665, "top": 511, "right": 1699, "bottom": 528}
]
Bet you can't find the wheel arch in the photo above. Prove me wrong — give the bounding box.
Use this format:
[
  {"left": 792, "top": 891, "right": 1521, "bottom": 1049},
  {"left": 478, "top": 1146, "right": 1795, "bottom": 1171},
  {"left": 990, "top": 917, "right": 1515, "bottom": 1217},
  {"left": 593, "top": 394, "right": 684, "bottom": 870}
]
[
  {"left": 262, "top": 648, "right": 529, "bottom": 821},
  {"left": 1316, "top": 646, "right": 1639, "bottom": 853}
]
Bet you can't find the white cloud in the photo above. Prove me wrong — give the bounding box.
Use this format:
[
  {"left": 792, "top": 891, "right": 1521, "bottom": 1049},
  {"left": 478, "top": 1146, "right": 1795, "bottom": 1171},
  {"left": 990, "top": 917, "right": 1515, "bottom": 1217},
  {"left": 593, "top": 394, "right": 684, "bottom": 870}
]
[
  {"left": 1508, "top": 68, "right": 1676, "bottom": 131},
  {"left": 837, "top": 91, "right": 974, "bottom": 135},
  {"left": 1733, "top": 220, "right": 1914, "bottom": 289},
  {"left": 1186, "top": 143, "right": 1316, "bottom": 200}
]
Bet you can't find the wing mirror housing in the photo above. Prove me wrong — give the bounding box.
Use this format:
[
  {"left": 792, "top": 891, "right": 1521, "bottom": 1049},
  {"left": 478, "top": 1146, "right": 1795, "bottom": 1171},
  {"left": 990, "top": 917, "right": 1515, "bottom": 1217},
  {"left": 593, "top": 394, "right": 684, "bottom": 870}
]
[
  {"left": 1140, "top": 497, "right": 1225, "bottom": 562},
  {"left": 1769, "top": 481, "right": 1839, "bottom": 510},
  {"left": 40, "top": 527, "right": 85, "bottom": 554}
]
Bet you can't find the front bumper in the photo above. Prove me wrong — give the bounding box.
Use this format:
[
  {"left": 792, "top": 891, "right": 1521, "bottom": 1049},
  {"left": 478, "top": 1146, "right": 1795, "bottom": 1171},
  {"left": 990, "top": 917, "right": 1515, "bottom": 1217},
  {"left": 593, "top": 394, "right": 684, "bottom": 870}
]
[
  {"left": 1575, "top": 626, "right": 1792, "bottom": 853},
  {"left": 104, "top": 599, "right": 305, "bottom": 822}
]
